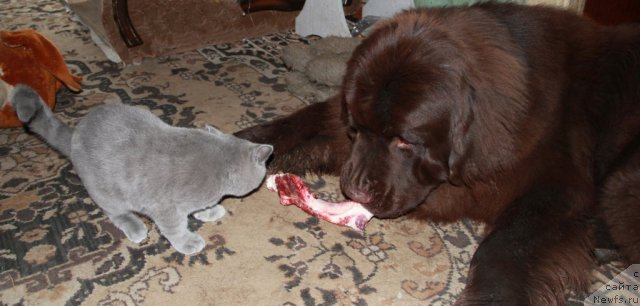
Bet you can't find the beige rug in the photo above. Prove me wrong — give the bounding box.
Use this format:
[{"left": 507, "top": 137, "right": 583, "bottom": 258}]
[{"left": 0, "top": 1, "right": 626, "bottom": 305}]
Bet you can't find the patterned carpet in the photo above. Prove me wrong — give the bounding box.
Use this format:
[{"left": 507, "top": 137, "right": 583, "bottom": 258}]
[{"left": 0, "top": 0, "right": 627, "bottom": 305}]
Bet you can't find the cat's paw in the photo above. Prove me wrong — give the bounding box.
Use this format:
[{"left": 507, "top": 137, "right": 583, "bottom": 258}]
[
  {"left": 194, "top": 205, "right": 226, "bottom": 222},
  {"left": 125, "top": 227, "right": 148, "bottom": 244},
  {"left": 110, "top": 213, "right": 148, "bottom": 243},
  {"left": 169, "top": 232, "right": 206, "bottom": 255}
]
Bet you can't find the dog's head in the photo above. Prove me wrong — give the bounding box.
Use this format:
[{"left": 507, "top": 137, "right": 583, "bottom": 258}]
[{"left": 339, "top": 10, "right": 528, "bottom": 218}]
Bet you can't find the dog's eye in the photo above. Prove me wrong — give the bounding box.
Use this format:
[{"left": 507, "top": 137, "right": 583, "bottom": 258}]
[
  {"left": 396, "top": 137, "right": 413, "bottom": 150},
  {"left": 347, "top": 127, "right": 358, "bottom": 140}
]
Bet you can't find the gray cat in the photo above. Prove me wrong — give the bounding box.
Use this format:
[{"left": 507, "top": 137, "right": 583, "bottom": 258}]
[{"left": 10, "top": 84, "right": 272, "bottom": 255}]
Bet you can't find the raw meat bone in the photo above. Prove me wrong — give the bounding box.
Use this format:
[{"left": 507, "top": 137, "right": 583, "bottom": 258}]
[{"left": 266, "top": 173, "right": 373, "bottom": 232}]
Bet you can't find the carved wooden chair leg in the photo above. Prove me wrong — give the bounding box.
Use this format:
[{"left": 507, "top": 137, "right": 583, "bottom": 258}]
[{"left": 112, "top": 0, "right": 143, "bottom": 47}]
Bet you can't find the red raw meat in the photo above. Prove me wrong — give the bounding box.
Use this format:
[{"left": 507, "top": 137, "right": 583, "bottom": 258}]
[{"left": 266, "top": 173, "right": 373, "bottom": 232}]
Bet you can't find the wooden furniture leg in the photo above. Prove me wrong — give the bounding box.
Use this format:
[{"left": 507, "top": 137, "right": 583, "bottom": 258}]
[{"left": 112, "top": 0, "right": 143, "bottom": 47}]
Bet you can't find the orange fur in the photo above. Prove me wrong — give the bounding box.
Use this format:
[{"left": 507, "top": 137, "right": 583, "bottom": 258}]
[{"left": 0, "top": 29, "right": 81, "bottom": 128}]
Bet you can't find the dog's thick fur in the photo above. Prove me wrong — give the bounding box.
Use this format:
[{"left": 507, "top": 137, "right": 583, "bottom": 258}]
[{"left": 236, "top": 3, "right": 640, "bottom": 305}]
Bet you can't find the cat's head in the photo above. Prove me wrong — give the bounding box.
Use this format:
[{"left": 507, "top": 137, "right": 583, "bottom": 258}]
[{"left": 206, "top": 125, "right": 273, "bottom": 196}]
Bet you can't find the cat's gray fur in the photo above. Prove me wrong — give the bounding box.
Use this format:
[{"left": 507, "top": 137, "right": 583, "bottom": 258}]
[{"left": 10, "top": 84, "right": 272, "bottom": 255}]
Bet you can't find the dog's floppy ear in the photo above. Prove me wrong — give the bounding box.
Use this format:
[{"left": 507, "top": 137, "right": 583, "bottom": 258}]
[{"left": 447, "top": 85, "right": 475, "bottom": 186}]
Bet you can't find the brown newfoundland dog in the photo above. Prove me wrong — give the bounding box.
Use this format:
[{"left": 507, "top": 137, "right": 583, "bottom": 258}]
[{"left": 236, "top": 2, "right": 640, "bottom": 305}]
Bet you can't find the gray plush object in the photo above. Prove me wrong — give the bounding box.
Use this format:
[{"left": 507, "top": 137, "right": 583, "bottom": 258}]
[
  {"left": 282, "top": 36, "right": 362, "bottom": 102},
  {"left": 10, "top": 84, "right": 272, "bottom": 255}
]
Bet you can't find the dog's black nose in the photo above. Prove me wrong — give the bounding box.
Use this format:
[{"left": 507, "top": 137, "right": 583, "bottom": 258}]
[
  {"left": 340, "top": 161, "right": 377, "bottom": 204},
  {"left": 342, "top": 186, "right": 374, "bottom": 204}
]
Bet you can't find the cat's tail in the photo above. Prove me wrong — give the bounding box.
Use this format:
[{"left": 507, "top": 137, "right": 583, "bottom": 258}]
[{"left": 10, "top": 84, "right": 73, "bottom": 156}]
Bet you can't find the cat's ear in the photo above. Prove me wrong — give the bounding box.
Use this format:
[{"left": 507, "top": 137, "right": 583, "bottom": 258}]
[
  {"left": 253, "top": 144, "right": 273, "bottom": 164},
  {"left": 204, "top": 124, "right": 223, "bottom": 135}
]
